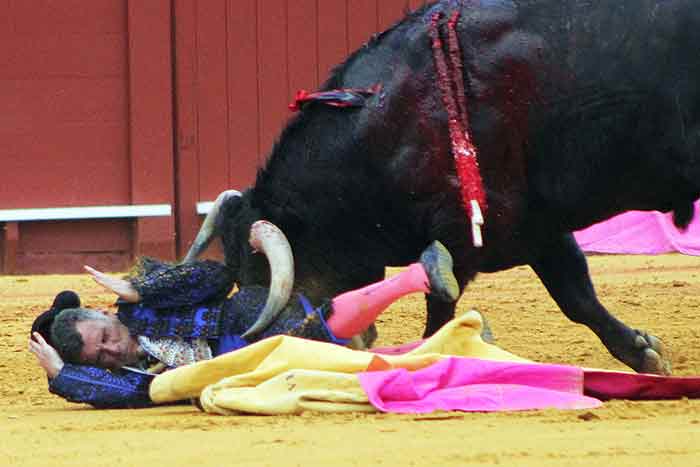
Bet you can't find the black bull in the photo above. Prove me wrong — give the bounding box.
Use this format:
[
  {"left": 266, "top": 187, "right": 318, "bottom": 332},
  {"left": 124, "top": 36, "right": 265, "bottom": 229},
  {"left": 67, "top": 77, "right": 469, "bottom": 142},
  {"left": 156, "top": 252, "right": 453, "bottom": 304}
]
[{"left": 187, "top": 0, "right": 700, "bottom": 375}]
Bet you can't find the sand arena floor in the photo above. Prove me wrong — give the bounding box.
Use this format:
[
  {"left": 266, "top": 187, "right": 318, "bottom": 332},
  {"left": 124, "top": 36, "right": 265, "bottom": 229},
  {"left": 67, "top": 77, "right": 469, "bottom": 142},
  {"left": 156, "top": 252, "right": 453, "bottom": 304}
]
[{"left": 2, "top": 253, "right": 700, "bottom": 466}]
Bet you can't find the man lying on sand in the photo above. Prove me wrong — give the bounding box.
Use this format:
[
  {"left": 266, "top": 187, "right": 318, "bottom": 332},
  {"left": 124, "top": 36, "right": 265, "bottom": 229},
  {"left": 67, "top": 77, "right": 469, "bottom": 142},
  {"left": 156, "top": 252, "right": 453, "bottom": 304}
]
[{"left": 29, "top": 228, "right": 459, "bottom": 409}]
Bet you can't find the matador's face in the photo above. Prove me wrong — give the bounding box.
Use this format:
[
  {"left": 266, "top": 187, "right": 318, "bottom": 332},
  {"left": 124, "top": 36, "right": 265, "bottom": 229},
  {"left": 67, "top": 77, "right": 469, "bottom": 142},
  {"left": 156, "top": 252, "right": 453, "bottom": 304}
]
[{"left": 75, "top": 312, "right": 141, "bottom": 370}]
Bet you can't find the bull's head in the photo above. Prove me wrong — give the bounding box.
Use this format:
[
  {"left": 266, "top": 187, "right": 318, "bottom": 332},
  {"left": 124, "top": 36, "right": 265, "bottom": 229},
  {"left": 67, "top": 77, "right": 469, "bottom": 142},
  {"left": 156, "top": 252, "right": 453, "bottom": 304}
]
[{"left": 184, "top": 190, "right": 294, "bottom": 338}]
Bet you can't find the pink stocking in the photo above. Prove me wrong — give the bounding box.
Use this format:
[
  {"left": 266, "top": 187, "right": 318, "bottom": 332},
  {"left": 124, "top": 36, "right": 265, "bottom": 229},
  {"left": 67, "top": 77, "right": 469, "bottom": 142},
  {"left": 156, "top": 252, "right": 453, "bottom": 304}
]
[{"left": 327, "top": 263, "right": 429, "bottom": 339}]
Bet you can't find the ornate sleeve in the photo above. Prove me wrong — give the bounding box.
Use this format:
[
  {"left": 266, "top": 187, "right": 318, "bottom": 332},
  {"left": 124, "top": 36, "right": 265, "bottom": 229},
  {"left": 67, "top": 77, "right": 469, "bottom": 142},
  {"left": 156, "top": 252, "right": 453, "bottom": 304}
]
[
  {"left": 48, "top": 364, "right": 155, "bottom": 409},
  {"left": 128, "top": 258, "right": 236, "bottom": 309}
]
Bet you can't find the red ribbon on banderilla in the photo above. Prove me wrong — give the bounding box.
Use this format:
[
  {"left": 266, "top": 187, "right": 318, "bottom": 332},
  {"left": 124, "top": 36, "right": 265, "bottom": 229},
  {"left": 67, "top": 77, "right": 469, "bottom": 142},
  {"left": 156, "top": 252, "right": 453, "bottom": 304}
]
[
  {"left": 289, "top": 84, "right": 382, "bottom": 112},
  {"left": 430, "top": 10, "right": 487, "bottom": 247}
]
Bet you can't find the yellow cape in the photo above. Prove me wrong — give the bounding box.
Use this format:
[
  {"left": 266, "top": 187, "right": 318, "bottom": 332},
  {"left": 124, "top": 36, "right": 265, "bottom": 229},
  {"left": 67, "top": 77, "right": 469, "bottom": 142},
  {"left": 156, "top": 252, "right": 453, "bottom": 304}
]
[{"left": 150, "top": 310, "right": 529, "bottom": 414}]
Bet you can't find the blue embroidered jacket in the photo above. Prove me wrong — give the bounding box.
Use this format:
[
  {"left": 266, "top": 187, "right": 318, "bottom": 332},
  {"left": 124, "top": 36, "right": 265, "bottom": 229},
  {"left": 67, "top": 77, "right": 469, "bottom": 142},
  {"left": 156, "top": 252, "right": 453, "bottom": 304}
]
[{"left": 48, "top": 260, "right": 343, "bottom": 408}]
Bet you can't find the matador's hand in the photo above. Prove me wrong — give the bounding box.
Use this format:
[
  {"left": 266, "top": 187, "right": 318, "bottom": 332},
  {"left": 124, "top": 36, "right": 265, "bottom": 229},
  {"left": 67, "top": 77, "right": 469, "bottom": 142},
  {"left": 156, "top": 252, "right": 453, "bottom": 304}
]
[
  {"left": 84, "top": 265, "right": 140, "bottom": 303},
  {"left": 29, "top": 332, "right": 64, "bottom": 379}
]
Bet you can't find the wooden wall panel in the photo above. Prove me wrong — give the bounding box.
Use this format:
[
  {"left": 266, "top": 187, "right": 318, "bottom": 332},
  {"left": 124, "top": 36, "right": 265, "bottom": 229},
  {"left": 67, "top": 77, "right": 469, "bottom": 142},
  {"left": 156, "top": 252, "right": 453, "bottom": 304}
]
[
  {"left": 0, "top": 34, "right": 126, "bottom": 78},
  {"left": 19, "top": 220, "right": 131, "bottom": 252},
  {"left": 196, "top": 0, "right": 230, "bottom": 200},
  {"left": 409, "top": 0, "right": 428, "bottom": 12},
  {"left": 1, "top": 124, "right": 130, "bottom": 208},
  {"left": 16, "top": 220, "right": 132, "bottom": 274},
  {"left": 226, "top": 0, "right": 260, "bottom": 189},
  {"left": 317, "top": 0, "right": 349, "bottom": 81},
  {"left": 0, "top": 0, "right": 130, "bottom": 211},
  {"left": 127, "top": 0, "right": 175, "bottom": 260},
  {"left": 0, "top": 0, "right": 11, "bottom": 33},
  {"left": 2, "top": 79, "right": 125, "bottom": 128},
  {"left": 8, "top": 0, "right": 124, "bottom": 34},
  {"left": 0, "top": 0, "right": 182, "bottom": 272},
  {"left": 287, "top": 0, "right": 319, "bottom": 100},
  {"left": 379, "top": 0, "right": 412, "bottom": 31},
  {"left": 1, "top": 223, "right": 19, "bottom": 274},
  {"left": 348, "top": 0, "right": 378, "bottom": 53},
  {"left": 127, "top": 0, "right": 174, "bottom": 205},
  {"left": 174, "top": 0, "right": 201, "bottom": 257},
  {"left": 257, "top": 0, "right": 290, "bottom": 156}
]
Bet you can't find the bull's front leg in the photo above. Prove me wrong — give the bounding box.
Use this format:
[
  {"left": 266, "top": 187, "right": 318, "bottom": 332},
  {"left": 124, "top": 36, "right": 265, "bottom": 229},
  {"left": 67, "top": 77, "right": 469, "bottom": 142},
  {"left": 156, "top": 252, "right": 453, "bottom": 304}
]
[
  {"left": 530, "top": 233, "right": 671, "bottom": 375},
  {"left": 425, "top": 293, "right": 495, "bottom": 342},
  {"left": 424, "top": 295, "right": 458, "bottom": 337}
]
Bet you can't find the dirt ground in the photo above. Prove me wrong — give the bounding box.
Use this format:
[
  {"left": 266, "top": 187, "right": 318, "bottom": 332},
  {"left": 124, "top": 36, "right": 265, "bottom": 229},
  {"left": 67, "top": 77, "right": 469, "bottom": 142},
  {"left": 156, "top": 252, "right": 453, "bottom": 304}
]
[{"left": 2, "top": 253, "right": 699, "bottom": 466}]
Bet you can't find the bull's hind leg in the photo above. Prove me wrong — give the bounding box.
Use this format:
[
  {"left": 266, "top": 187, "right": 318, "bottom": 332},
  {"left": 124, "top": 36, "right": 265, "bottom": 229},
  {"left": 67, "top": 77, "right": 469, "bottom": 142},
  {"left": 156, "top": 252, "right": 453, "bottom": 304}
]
[
  {"left": 530, "top": 233, "right": 671, "bottom": 375},
  {"left": 183, "top": 190, "right": 241, "bottom": 262}
]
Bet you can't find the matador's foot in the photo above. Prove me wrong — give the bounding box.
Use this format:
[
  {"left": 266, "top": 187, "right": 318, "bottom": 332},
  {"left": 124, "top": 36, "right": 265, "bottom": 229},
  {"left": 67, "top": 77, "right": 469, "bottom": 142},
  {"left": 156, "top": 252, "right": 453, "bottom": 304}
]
[{"left": 420, "top": 241, "right": 460, "bottom": 302}]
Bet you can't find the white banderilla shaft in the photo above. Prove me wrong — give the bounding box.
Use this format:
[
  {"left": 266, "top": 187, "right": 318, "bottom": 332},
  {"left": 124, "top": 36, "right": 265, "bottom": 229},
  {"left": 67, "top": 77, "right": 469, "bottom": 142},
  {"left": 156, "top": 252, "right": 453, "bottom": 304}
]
[{"left": 470, "top": 199, "right": 484, "bottom": 248}]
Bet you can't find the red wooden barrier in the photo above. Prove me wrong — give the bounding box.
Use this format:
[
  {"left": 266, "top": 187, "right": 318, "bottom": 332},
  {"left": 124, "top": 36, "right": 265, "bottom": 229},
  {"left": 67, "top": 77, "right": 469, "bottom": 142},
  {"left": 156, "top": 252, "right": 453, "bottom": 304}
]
[
  {"left": 173, "top": 0, "right": 428, "bottom": 257},
  {"left": 127, "top": 0, "right": 176, "bottom": 261},
  {"left": 0, "top": 0, "right": 425, "bottom": 272}
]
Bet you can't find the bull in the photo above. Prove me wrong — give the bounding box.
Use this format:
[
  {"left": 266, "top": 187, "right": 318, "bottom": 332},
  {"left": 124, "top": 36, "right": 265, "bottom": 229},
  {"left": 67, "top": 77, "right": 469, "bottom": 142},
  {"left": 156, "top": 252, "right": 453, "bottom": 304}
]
[{"left": 185, "top": 0, "right": 700, "bottom": 375}]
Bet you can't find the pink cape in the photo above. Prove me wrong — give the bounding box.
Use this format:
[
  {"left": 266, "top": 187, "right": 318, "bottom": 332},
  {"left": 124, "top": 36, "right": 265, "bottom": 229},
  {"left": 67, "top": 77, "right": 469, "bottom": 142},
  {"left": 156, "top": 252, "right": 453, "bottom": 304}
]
[
  {"left": 358, "top": 357, "right": 601, "bottom": 413},
  {"left": 359, "top": 355, "right": 700, "bottom": 413},
  {"left": 574, "top": 201, "right": 700, "bottom": 255}
]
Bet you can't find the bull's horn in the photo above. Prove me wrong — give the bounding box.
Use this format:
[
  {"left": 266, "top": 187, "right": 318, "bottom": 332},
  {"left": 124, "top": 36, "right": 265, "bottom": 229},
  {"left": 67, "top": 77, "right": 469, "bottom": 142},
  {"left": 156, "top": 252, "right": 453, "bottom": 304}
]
[
  {"left": 240, "top": 220, "right": 294, "bottom": 338},
  {"left": 183, "top": 190, "right": 241, "bottom": 263}
]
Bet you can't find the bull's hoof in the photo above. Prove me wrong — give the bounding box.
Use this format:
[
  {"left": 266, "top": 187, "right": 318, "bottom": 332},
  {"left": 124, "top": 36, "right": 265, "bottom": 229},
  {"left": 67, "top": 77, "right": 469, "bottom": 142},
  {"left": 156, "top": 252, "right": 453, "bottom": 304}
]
[
  {"left": 479, "top": 313, "right": 496, "bottom": 344},
  {"left": 634, "top": 332, "right": 672, "bottom": 375}
]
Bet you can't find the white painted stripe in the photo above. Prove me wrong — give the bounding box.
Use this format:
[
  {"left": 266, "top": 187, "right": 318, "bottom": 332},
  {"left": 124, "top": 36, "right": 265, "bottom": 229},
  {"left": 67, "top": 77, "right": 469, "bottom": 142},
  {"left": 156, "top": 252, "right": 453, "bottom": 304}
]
[
  {"left": 0, "top": 204, "right": 172, "bottom": 222},
  {"left": 196, "top": 202, "right": 214, "bottom": 215}
]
